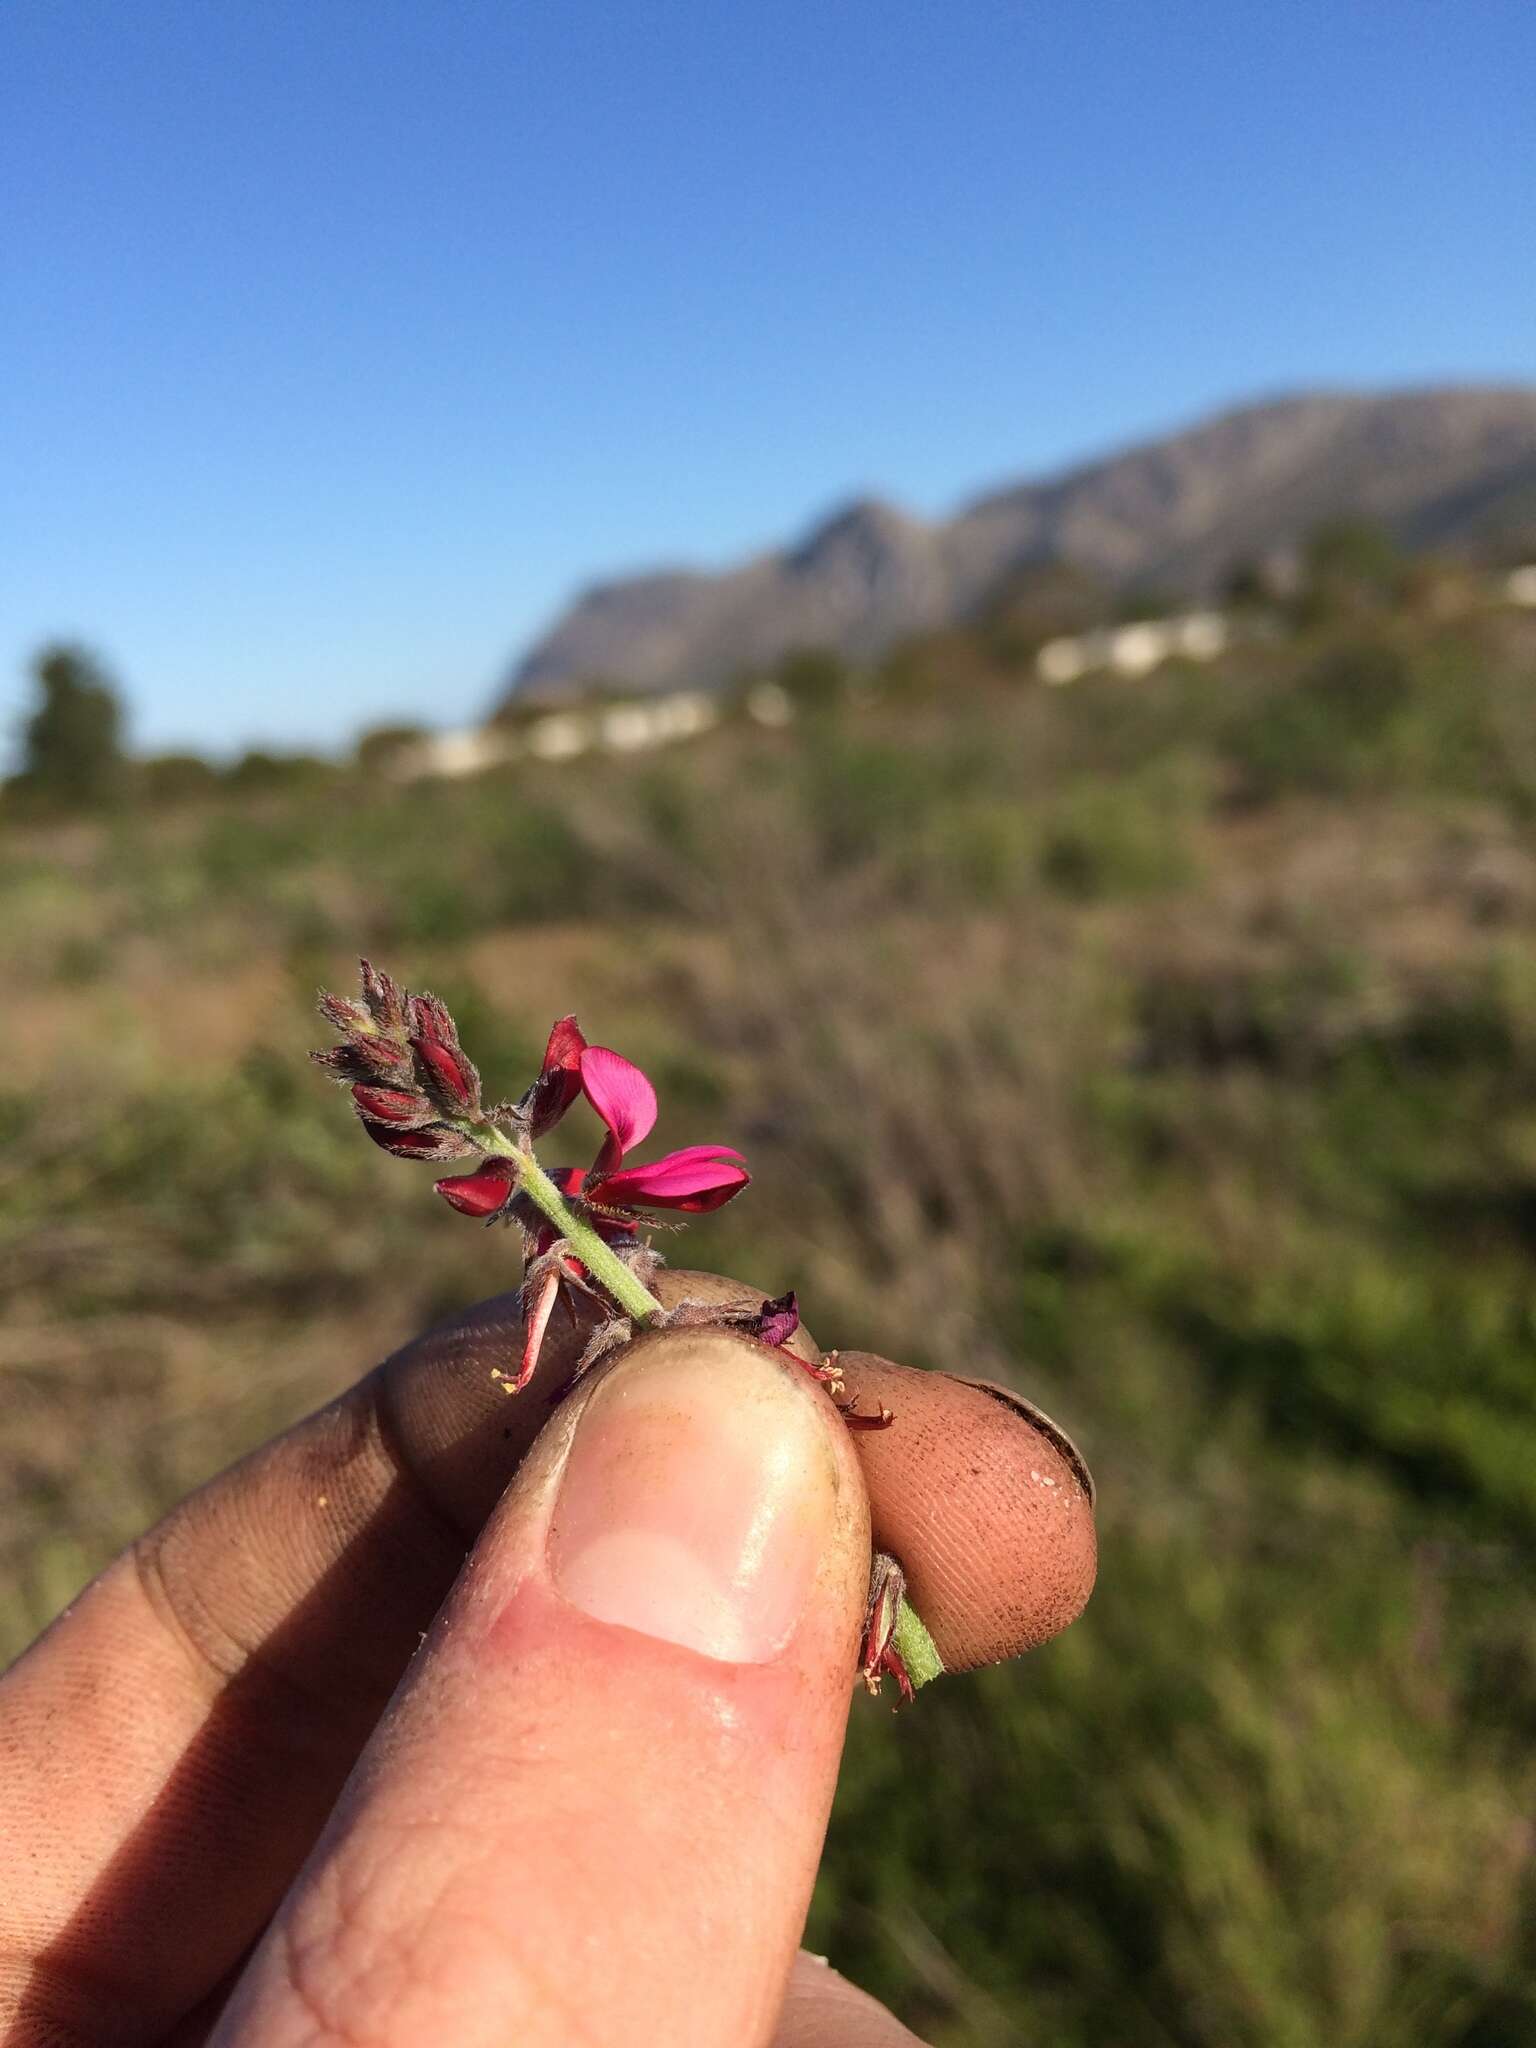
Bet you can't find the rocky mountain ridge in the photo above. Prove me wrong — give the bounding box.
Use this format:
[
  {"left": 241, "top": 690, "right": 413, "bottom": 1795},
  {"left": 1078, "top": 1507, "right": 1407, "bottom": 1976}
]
[{"left": 503, "top": 385, "right": 1536, "bottom": 700}]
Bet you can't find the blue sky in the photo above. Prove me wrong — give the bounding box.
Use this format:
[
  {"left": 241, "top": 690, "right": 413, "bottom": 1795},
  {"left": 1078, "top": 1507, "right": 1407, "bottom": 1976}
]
[{"left": 3, "top": 0, "right": 1533, "bottom": 759}]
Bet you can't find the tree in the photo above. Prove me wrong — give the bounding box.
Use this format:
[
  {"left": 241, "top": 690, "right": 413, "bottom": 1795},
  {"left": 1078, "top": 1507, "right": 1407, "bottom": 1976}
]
[
  {"left": 223, "top": 748, "right": 335, "bottom": 795},
  {"left": 140, "top": 752, "right": 220, "bottom": 805},
  {"left": 16, "top": 644, "right": 127, "bottom": 809}
]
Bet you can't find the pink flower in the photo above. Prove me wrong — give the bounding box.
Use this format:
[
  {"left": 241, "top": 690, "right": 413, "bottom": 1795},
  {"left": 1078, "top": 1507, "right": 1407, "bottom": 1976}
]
[
  {"left": 434, "top": 1026, "right": 749, "bottom": 1224},
  {"left": 435, "top": 1025, "right": 749, "bottom": 1391},
  {"left": 575, "top": 1045, "right": 749, "bottom": 1214}
]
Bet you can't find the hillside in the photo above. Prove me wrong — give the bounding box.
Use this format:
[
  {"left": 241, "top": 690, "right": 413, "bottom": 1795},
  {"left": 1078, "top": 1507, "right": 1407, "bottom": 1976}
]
[
  {"left": 8, "top": 604, "right": 1536, "bottom": 2042},
  {"left": 505, "top": 385, "right": 1536, "bottom": 699}
]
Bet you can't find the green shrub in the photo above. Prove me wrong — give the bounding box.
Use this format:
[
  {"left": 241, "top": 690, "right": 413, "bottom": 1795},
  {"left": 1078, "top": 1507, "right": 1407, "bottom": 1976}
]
[{"left": 1037, "top": 782, "right": 1199, "bottom": 899}]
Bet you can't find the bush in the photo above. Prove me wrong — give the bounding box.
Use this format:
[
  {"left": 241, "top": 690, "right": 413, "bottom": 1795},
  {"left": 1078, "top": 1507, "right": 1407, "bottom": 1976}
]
[
  {"left": 1227, "top": 639, "right": 1417, "bottom": 796},
  {"left": 140, "top": 752, "right": 220, "bottom": 805},
  {"left": 1037, "top": 781, "right": 1199, "bottom": 899}
]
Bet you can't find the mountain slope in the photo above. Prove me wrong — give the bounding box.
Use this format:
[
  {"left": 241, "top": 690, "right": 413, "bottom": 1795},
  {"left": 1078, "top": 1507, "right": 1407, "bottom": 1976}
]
[{"left": 503, "top": 385, "right": 1536, "bottom": 700}]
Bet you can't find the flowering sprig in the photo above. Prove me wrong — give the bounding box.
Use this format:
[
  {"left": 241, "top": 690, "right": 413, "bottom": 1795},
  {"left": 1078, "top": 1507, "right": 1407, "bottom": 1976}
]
[
  {"left": 312, "top": 968, "right": 748, "bottom": 1351},
  {"left": 311, "top": 960, "right": 941, "bottom": 1697}
]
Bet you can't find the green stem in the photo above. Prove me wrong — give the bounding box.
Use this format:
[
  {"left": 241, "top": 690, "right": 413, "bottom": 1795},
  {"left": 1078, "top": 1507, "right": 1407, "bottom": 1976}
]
[{"left": 468, "top": 1123, "right": 663, "bottom": 1325}]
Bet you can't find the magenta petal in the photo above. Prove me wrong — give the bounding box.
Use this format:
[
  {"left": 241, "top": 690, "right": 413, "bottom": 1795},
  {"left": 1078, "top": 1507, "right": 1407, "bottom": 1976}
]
[
  {"left": 756, "top": 1291, "right": 800, "bottom": 1348},
  {"left": 590, "top": 1145, "right": 750, "bottom": 1212},
  {"left": 579, "top": 1046, "right": 658, "bottom": 1170}
]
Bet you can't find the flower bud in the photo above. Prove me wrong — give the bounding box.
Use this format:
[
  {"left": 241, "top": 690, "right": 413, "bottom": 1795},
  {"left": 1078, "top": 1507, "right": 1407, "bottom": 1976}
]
[
  {"left": 310, "top": 1039, "right": 412, "bottom": 1085},
  {"left": 359, "top": 959, "right": 407, "bottom": 1032},
  {"left": 434, "top": 1159, "right": 517, "bottom": 1215},
  {"left": 317, "top": 992, "right": 374, "bottom": 1036},
  {"left": 408, "top": 991, "right": 482, "bottom": 1116},
  {"left": 359, "top": 1118, "right": 476, "bottom": 1162},
  {"left": 351, "top": 1083, "right": 433, "bottom": 1126}
]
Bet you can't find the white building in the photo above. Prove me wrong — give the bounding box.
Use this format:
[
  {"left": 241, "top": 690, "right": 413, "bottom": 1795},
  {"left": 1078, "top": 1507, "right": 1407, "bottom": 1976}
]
[
  {"left": 387, "top": 689, "right": 727, "bottom": 781},
  {"left": 389, "top": 727, "right": 520, "bottom": 780},
  {"left": 1036, "top": 611, "right": 1230, "bottom": 686}
]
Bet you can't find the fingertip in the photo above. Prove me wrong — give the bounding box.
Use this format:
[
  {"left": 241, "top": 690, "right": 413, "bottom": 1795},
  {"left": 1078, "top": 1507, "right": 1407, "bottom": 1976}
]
[{"left": 836, "top": 1353, "right": 1097, "bottom": 1672}]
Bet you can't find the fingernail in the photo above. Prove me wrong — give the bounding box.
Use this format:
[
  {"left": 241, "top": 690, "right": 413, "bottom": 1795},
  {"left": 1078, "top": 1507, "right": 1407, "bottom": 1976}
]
[{"left": 547, "top": 1334, "right": 837, "bottom": 1662}]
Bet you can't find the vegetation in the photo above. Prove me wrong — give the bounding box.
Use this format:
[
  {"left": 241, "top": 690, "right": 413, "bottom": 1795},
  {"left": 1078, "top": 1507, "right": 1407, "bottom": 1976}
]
[
  {"left": 11, "top": 643, "right": 128, "bottom": 812},
  {"left": 5, "top": 601, "right": 1536, "bottom": 2043}
]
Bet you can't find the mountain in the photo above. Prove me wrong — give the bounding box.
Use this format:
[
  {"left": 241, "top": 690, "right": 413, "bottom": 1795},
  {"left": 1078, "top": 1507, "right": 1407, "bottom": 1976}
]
[{"left": 502, "top": 386, "right": 1536, "bottom": 701}]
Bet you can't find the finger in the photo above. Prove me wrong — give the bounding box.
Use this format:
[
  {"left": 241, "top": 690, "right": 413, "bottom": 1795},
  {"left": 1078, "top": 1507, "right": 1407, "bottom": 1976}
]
[
  {"left": 833, "top": 1351, "right": 1097, "bottom": 1670},
  {"left": 384, "top": 1282, "right": 1099, "bottom": 1670},
  {"left": 771, "top": 1952, "right": 931, "bottom": 2046},
  {"left": 211, "top": 1331, "right": 870, "bottom": 2048}
]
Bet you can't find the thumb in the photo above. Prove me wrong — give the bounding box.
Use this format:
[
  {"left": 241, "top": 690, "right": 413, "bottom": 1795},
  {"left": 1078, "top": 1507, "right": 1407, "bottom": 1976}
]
[{"left": 212, "top": 1329, "right": 872, "bottom": 2048}]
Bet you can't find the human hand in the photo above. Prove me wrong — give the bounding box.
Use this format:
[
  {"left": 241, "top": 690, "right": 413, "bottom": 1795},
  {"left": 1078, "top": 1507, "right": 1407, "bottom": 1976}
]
[{"left": 0, "top": 1270, "right": 1095, "bottom": 2046}]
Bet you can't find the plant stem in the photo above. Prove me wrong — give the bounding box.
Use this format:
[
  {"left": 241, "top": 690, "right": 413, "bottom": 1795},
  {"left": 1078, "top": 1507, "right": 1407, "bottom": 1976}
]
[{"left": 469, "top": 1124, "right": 663, "bottom": 1324}]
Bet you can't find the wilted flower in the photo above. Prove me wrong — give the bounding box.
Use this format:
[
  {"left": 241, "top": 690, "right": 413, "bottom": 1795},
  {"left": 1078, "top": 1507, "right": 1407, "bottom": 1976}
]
[{"left": 861, "top": 1552, "right": 916, "bottom": 1703}]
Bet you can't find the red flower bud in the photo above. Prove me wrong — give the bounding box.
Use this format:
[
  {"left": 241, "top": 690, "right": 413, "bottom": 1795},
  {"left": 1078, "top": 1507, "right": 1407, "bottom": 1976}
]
[
  {"left": 407, "top": 991, "right": 459, "bottom": 1050},
  {"left": 411, "top": 1033, "right": 481, "bottom": 1115},
  {"left": 359, "top": 959, "right": 407, "bottom": 1031},
  {"left": 434, "top": 1159, "right": 517, "bottom": 1216},
  {"left": 359, "top": 1119, "right": 475, "bottom": 1162},
  {"left": 317, "top": 992, "right": 373, "bottom": 1035},
  {"left": 404, "top": 991, "right": 483, "bottom": 1115},
  {"left": 351, "top": 1083, "right": 432, "bottom": 1126}
]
